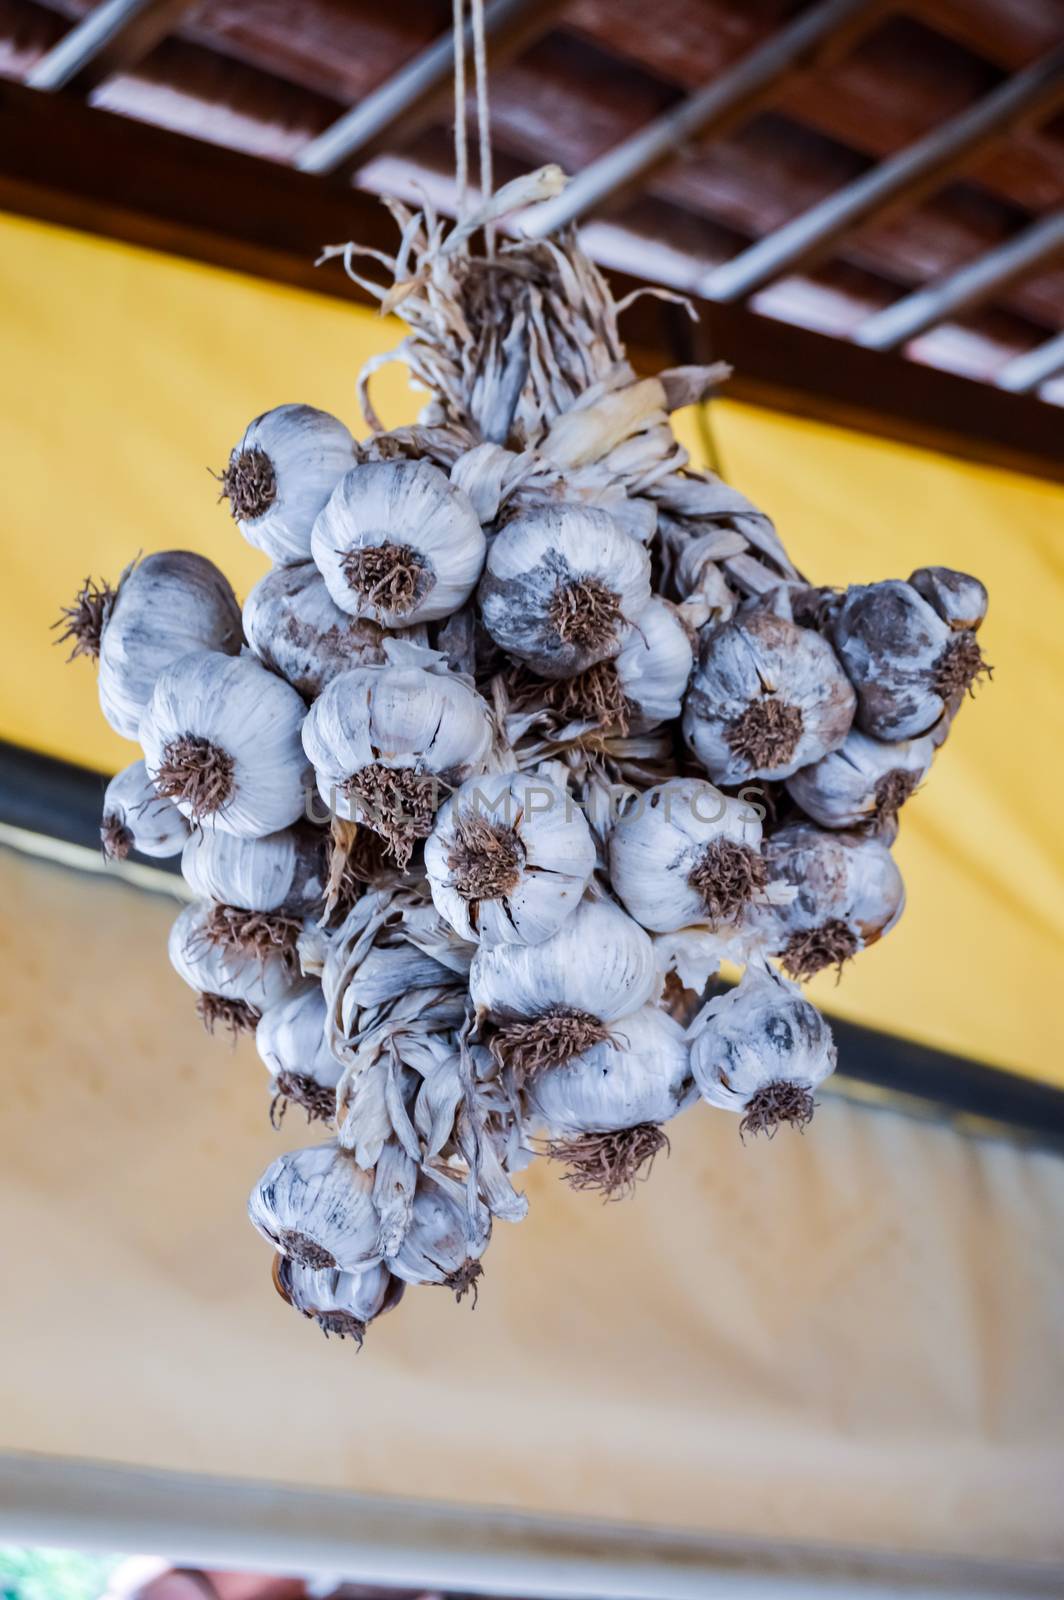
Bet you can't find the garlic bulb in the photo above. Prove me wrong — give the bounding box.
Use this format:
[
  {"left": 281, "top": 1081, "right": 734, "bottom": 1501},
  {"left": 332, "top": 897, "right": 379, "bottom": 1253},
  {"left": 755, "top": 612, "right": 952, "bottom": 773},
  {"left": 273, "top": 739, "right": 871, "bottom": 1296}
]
[
  {"left": 311, "top": 460, "right": 486, "bottom": 626},
  {"left": 546, "top": 595, "right": 693, "bottom": 734},
  {"left": 301, "top": 653, "right": 493, "bottom": 866},
  {"left": 785, "top": 727, "right": 935, "bottom": 832},
  {"left": 256, "top": 985, "right": 343, "bottom": 1125},
  {"left": 688, "top": 962, "right": 836, "bottom": 1137},
  {"left": 831, "top": 580, "right": 988, "bottom": 742},
  {"left": 243, "top": 562, "right": 390, "bottom": 699},
  {"left": 272, "top": 1254, "right": 404, "bottom": 1344},
  {"left": 248, "top": 1141, "right": 380, "bottom": 1274},
  {"left": 169, "top": 898, "right": 301, "bottom": 1035},
  {"left": 683, "top": 605, "right": 855, "bottom": 785},
  {"left": 100, "top": 759, "right": 188, "bottom": 861},
  {"left": 181, "top": 825, "right": 325, "bottom": 912},
  {"left": 478, "top": 503, "right": 652, "bottom": 679},
  {"left": 608, "top": 777, "right": 767, "bottom": 933},
  {"left": 528, "top": 1004, "right": 691, "bottom": 1197},
  {"left": 56, "top": 552, "right": 242, "bottom": 740},
  {"left": 387, "top": 1169, "right": 491, "bottom": 1302},
  {"left": 470, "top": 895, "right": 658, "bottom": 1074},
  {"left": 760, "top": 823, "right": 905, "bottom": 980},
  {"left": 141, "top": 651, "right": 310, "bottom": 837},
  {"left": 219, "top": 404, "right": 357, "bottom": 565},
  {"left": 908, "top": 566, "right": 988, "bottom": 634},
  {"left": 424, "top": 771, "right": 595, "bottom": 946}
]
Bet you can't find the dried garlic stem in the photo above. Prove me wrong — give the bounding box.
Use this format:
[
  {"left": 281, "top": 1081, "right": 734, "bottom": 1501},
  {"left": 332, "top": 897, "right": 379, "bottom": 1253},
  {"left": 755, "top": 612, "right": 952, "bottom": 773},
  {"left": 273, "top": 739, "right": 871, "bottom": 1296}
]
[
  {"left": 445, "top": 1259, "right": 483, "bottom": 1306},
  {"left": 546, "top": 661, "right": 630, "bottom": 732}
]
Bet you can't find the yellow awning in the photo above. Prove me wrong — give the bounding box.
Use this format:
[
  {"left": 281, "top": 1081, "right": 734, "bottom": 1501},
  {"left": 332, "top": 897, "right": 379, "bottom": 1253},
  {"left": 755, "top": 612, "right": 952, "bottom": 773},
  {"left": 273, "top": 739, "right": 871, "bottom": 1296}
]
[{"left": 2, "top": 209, "right": 1061, "bottom": 1082}]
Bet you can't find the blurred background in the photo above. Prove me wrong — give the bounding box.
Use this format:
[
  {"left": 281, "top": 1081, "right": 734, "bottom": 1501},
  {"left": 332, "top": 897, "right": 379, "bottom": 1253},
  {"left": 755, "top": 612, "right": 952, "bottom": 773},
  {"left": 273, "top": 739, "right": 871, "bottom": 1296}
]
[{"left": 1, "top": 2, "right": 1063, "bottom": 1597}]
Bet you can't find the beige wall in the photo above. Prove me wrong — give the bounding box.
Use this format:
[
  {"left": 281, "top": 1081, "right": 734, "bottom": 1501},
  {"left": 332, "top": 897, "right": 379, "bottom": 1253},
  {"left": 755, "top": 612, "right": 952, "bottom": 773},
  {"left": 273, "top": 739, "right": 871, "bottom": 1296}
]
[{"left": 2, "top": 844, "right": 1063, "bottom": 1566}]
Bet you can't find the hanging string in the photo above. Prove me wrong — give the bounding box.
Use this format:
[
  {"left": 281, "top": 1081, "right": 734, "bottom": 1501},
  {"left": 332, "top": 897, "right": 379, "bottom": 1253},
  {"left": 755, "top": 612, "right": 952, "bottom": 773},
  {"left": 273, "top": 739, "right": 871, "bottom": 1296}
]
[
  {"left": 452, "top": 0, "right": 469, "bottom": 219},
  {"left": 470, "top": 0, "right": 495, "bottom": 255}
]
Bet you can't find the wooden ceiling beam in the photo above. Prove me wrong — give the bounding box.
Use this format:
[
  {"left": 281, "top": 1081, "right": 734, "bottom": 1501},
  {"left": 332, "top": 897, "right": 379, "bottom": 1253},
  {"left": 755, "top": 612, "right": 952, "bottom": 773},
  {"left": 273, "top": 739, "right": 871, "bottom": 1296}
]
[
  {"left": 0, "top": 80, "right": 1060, "bottom": 483},
  {"left": 855, "top": 208, "right": 1064, "bottom": 350},
  {"left": 995, "top": 330, "right": 1064, "bottom": 395},
  {"left": 25, "top": 0, "right": 197, "bottom": 96},
  {"left": 522, "top": 0, "right": 885, "bottom": 236},
  {"left": 295, "top": 0, "right": 566, "bottom": 180},
  {"left": 702, "top": 44, "right": 1064, "bottom": 303}
]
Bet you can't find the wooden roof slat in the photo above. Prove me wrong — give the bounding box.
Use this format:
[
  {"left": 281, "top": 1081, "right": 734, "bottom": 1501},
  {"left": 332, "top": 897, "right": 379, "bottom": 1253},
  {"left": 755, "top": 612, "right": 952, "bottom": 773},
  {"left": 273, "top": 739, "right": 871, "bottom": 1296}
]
[
  {"left": 295, "top": 0, "right": 564, "bottom": 180},
  {"left": 854, "top": 207, "right": 1064, "bottom": 349},
  {"left": 522, "top": 0, "right": 883, "bottom": 236},
  {"left": 702, "top": 44, "right": 1064, "bottom": 301},
  {"left": 996, "top": 328, "right": 1064, "bottom": 391},
  {"left": 25, "top": 0, "right": 195, "bottom": 94}
]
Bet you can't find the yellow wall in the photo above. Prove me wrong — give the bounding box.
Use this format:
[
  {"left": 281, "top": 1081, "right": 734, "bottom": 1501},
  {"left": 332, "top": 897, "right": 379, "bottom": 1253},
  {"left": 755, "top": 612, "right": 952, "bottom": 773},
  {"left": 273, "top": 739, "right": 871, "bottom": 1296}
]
[{"left": 2, "top": 211, "right": 1061, "bottom": 1080}]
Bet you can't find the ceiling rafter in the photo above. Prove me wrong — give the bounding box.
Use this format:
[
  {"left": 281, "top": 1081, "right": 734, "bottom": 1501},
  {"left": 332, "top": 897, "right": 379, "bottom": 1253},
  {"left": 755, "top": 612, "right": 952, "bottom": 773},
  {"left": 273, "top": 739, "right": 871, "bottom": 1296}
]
[
  {"left": 25, "top": 0, "right": 197, "bottom": 95},
  {"left": 995, "top": 329, "right": 1064, "bottom": 394}
]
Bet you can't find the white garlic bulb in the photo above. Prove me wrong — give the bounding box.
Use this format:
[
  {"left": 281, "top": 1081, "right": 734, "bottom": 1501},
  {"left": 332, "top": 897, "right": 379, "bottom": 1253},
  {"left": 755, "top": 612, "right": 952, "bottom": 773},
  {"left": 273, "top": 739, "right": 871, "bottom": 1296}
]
[
  {"left": 546, "top": 595, "right": 693, "bottom": 734},
  {"left": 272, "top": 1254, "right": 404, "bottom": 1343},
  {"left": 257, "top": 986, "right": 343, "bottom": 1125},
  {"left": 57, "top": 552, "right": 242, "bottom": 741},
  {"left": 181, "top": 825, "right": 325, "bottom": 912},
  {"left": 301, "top": 653, "right": 493, "bottom": 866},
  {"left": 243, "top": 562, "right": 391, "bottom": 699},
  {"left": 424, "top": 771, "right": 595, "bottom": 946},
  {"left": 100, "top": 759, "right": 188, "bottom": 861},
  {"left": 220, "top": 404, "right": 357, "bottom": 565},
  {"left": 478, "top": 503, "right": 652, "bottom": 679},
  {"left": 141, "top": 651, "right": 311, "bottom": 838},
  {"left": 387, "top": 1169, "right": 491, "bottom": 1301},
  {"left": 759, "top": 823, "right": 905, "bottom": 980},
  {"left": 470, "top": 895, "right": 658, "bottom": 1074},
  {"left": 311, "top": 460, "right": 486, "bottom": 626},
  {"left": 248, "top": 1141, "right": 380, "bottom": 1274},
  {"left": 688, "top": 963, "right": 836, "bottom": 1137},
  {"left": 528, "top": 998, "right": 694, "bottom": 1164},
  {"left": 785, "top": 726, "right": 935, "bottom": 832},
  {"left": 908, "top": 566, "right": 988, "bottom": 634},
  {"left": 831, "top": 580, "right": 988, "bottom": 742},
  {"left": 608, "top": 777, "right": 767, "bottom": 933},
  {"left": 169, "top": 898, "right": 301, "bottom": 1034},
  {"left": 683, "top": 605, "right": 856, "bottom": 785}
]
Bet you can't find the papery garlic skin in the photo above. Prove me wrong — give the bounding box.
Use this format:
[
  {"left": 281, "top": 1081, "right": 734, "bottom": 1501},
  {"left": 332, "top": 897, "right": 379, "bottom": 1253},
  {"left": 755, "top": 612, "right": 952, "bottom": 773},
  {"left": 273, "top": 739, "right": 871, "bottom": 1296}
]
[
  {"left": 141, "top": 651, "right": 311, "bottom": 838},
  {"left": 273, "top": 1255, "right": 404, "bottom": 1341},
  {"left": 760, "top": 823, "right": 905, "bottom": 980},
  {"left": 831, "top": 580, "right": 986, "bottom": 742},
  {"left": 683, "top": 606, "right": 855, "bottom": 785},
  {"left": 311, "top": 460, "right": 486, "bottom": 626},
  {"left": 168, "top": 899, "right": 301, "bottom": 1016},
  {"left": 386, "top": 1170, "right": 491, "bottom": 1297},
  {"left": 248, "top": 1141, "right": 380, "bottom": 1274},
  {"left": 470, "top": 895, "right": 658, "bottom": 1025},
  {"left": 785, "top": 727, "right": 934, "bottom": 832},
  {"left": 688, "top": 962, "right": 836, "bottom": 1136},
  {"left": 301, "top": 658, "right": 493, "bottom": 844},
  {"left": 222, "top": 404, "right": 358, "bottom": 565},
  {"left": 608, "top": 778, "right": 765, "bottom": 933},
  {"left": 613, "top": 596, "right": 693, "bottom": 731},
  {"left": 424, "top": 771, "right": 595, "bottom": 946},
  {"left": 182, "top": 826, "right": 324, "bottom": 912},
  {"left": 97, "top": 552, "right": 242, "bottom": 740},
  {"left": 257, "top": 986, "right": 343, "bottom": 1123},
  {"left": 101, "top": 759, "right": 188, "bottom": 860},
  {"left": 243, "top": 562, "right": 390, "bottom": 700},
  {"left": 478, "top": 503, "right": 652, "bottom": 679},
  {"left": 908, "top": 566, "right": 988, "bottom": 634},
  {"left": 528, "top": 1004, "right": 691, "bottom": 1134}
]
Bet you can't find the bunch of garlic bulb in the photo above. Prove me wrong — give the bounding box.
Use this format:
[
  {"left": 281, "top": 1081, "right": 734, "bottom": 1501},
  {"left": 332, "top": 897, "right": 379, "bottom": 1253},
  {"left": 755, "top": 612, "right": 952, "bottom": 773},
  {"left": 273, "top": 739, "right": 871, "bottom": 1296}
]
[{"left": 62, "top": 164, "right": 990, "bottom": 1347}]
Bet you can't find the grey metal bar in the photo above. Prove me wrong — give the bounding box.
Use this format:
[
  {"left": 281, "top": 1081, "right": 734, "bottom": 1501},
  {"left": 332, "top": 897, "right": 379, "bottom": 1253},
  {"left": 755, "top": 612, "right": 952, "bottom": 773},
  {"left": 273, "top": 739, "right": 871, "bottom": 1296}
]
[
  {"left": 854, "top": 209, "right": 1064, "bottom": 350},
  {"left": 702, "top": 44, "right": 1064, "bottom": 303},
  {"left": 995, "top": 329, "right": 1064, "bottom": 394},
  {"left": 296, "top": 0, "right": 562, "bottom": 179},
  {"left": 25, "top": 0, "right": 194, "bottom": 95},
  {"left": 523, "top": 0, "right": 880, "bottom": 237}
]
